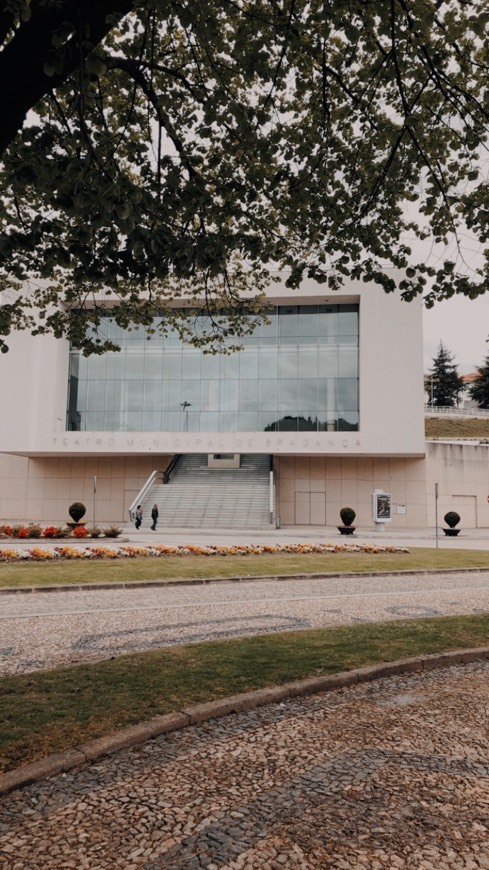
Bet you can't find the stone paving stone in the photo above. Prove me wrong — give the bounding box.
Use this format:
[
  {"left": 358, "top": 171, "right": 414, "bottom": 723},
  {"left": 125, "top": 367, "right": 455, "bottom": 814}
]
[
  {"left": 0, "top": 661, "right": 488, "bottom": 868},
  {"left": 1, "top": 570, "right": 489, "bottom": 675}
]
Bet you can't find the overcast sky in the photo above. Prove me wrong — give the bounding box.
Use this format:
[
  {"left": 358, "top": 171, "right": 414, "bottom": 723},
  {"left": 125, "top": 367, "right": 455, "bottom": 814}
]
[{"left": 423, "top": 293, "right": 489, "bottom": 374}]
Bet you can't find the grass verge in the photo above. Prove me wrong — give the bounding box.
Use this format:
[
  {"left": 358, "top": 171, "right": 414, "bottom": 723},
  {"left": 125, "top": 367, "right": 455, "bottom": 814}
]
[
  {"left": 1, "top": 614, "right": 488, "bottom": 773},
  {"left": 2, "top": 547, "right": 489, "bottom": 588}
]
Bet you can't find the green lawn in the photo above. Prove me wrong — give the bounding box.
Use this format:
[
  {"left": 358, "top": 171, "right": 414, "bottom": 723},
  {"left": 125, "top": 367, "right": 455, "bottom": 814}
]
[
  {"left": 1, "top": 614, "right": 488, "bottom": 774},
  {"left": 2, "top": 547, "right": 489, "bottom": 588}
]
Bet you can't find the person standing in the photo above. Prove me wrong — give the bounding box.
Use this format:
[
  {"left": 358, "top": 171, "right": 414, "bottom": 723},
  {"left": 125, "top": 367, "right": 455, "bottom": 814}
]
[
  {"left": 135, "top": 505, "right": 143, "bottom": 529},
  {"left": 151, "top": 503, "right": 159, "bottom": 531}
]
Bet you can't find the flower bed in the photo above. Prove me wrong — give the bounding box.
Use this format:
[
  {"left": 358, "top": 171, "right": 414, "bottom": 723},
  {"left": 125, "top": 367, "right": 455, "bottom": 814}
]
[
  {"left": 0, "top": 542, "right": 410, "bottom": 562},
  {"left": 0, "top": 523, "right": 121, "bottom": 540}
]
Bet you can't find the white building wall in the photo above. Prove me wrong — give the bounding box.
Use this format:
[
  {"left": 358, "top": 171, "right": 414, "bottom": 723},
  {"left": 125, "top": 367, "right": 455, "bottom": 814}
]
[
  {"left": 0, "top": 273, "right": 443, "bottom": 526},
  {"left": 0, "top": 276, "right": 426, "bottom": 459}
]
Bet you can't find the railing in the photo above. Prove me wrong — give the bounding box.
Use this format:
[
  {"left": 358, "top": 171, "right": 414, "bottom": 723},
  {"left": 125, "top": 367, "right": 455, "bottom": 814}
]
[
  {"left": 128, "top": 456, "right": 182, "bottom": 520},
  {"left": 425, "top": 405, "right": 489, "bottom": 419},
  {"left": 164, "top": 454, "right": 181, "bottom": 480},
  {"left": 128, "top": 470, "right": 159, "bottom": 522}
]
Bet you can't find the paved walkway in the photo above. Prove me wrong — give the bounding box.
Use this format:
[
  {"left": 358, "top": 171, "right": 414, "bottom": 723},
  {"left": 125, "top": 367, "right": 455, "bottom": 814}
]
[
  {"left": 2, "top": 528, "right": 489, "bottom": 867},
  {"left": 1, "top": 660, "right": 488, "bottom": 868},
  {"left": 1, "top": 523, "right": 489, "bottom": 551},
  {"left": 2, "top": 570, "right": 489, "bottom": 675}
]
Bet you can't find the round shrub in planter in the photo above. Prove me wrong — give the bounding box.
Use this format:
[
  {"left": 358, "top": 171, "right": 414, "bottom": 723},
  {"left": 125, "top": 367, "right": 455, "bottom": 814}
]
[
  {"left": 443, "top": 511, "right": 461, "bottom": 536},
  {"left": 68, "top": 502, "right": 86, "bottom": 523},
  {"left": 338, "top": 507, "right": 356, "bottom": 535}
]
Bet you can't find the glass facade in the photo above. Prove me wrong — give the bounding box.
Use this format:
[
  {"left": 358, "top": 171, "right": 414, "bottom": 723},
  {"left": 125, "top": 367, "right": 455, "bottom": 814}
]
[{"left": 67, "top": 304, "right": 359, "bottom": 432}]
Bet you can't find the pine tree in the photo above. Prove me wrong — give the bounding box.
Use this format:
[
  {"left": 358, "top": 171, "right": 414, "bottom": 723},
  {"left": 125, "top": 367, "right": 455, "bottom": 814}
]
[
  {"left": 469, "top": 345, "right": 489, "bottom": 408},
  {"left": 425, "top": 342, "right": 464, "bottom": 407}
]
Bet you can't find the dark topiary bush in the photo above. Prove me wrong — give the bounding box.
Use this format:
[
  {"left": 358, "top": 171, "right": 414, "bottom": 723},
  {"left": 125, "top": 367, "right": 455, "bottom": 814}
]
[
  {"left": 339, "top": 507, "right": 356, "bottom": 527},
  {"left": 68, "top": 502, "right": 86, "bottom": 523},
  {"left": 444, "top": 511, "right": 461, "bottom": 528}
]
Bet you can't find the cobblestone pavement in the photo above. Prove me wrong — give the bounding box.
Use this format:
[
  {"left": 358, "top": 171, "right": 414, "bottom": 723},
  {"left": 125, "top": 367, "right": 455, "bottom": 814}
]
[
  {"left": 1, "top": 571, "right": 489, "bottom": 675},
  {"left": 0, "top": 661, "right": 488, "bottom": 869}
]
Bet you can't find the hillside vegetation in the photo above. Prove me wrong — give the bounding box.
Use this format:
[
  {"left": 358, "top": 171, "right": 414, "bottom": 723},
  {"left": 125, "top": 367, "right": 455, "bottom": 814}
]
[{"left": 425, "top": 416, "right": 489, "bottom": 439}]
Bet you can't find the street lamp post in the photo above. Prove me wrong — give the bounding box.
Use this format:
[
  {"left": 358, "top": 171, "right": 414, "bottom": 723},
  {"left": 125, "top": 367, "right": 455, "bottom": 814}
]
[{"left": 180, "top": 401, "right": 191, "bottom": 431}]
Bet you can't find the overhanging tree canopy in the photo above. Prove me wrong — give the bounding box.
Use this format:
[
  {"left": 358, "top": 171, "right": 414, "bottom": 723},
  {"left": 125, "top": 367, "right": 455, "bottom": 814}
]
[{"left": 0, "top": 0, "right": 488, "bottom": 353}]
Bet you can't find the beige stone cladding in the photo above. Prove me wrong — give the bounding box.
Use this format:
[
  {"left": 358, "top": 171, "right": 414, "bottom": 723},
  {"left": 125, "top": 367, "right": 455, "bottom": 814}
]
[
  {"left": 276, "top": 443, "right": 489, "bottom": 529},
  {"left": 3, "top": 442, "right": 489, "bottom": 528},
  {"left": 425, "top": 440, "right": 489, "bottom": 529},
  {"left": 0, "top": 454, "right": 171, "bottom": 525},
  {"left": 275, "top": 455, "right": 427, "bottom": 529}
]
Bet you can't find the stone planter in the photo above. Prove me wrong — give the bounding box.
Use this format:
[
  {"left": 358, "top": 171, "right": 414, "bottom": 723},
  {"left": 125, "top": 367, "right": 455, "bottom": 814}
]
[
  {"left": 338, "top": 526, "right": 356, "bottom": 535},
  {"left": 443, "top": 528, "right": 460, "bottom": 536}
]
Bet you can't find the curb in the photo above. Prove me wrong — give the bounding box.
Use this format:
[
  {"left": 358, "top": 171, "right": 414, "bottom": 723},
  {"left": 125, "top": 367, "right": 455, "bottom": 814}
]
[
  {"left": 2, "top": 565, "right": 489, "bottom": 595},
  {"left": 1, "top": 646, "right": 488, "bottom": 796}
]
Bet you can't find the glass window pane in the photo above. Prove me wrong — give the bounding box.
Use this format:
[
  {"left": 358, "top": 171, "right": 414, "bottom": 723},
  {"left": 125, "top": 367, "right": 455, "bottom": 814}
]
[
  {"left": 317, "top": 307, "right": 338, "bottom": 339},
  {"left": 222, "top": 354, "right": 239, "bottom": 378},
  {"left": 182, "top": 381, "right": 201, "bottom": 406},
  {"left": 125, "top": 352, "right": 145, "bottom": 379},
  {"left": 142, "top": 411, "right": 162, "bottom": 430},
  {"left": 338, "top": 307, "right": 359, "bottom": 336},
  {"left": 259, "top": 348, "right": 278, "bottom": 378},
  {"left": 239, "top": 412, "right": 259, "bottom": 430},
  {"left": 126, "top": 325, "right": 146, "bottom": 346},
  {"left": 299, "top": 307, "right": 319, "bottom": 337},
  {"left": 144, "top": 353, "right": 164, "bottom": 379},
  {"left": 220, "top": 380, "right": 239, "bottom": 411},
  {"left": 219, "top": 412, "right": 239, "bottom": 431},
  {"left": 86, "top": 380, "right": 107, "bottom": 410},
  {"left": 125, "top": 411, "right": 143, "bottom": 429},
  {"left": 125, "top": 381, "right": 143, "bottom": 411},
  {"left": 239, "top": 350, "right": 258, "bottom": 379},
  {"left": 278, "top": 380, "right": 298, "bottom": 411},
  {"left": 106, "top": 354, "right": 123, "bottom": 378},
  {"left": 338, "top": 411, "right": 359, "bottom": 430},
  {"left": 239, "top": 380, "right": 257, "bottom": 411},
  {"left": 278, "top": 415, "right": 298, "bottom": 431},
  {"left": 143, "top": 380, "right": 162, "bottom": 410},
  {"left": 298, "top": 414, "right": 318, "bottom": 431},
  {"left": 84, "top": 412, "right": 106, "bottom": 430},
  {"left": 259, "top": 411, "right": 278, "bottom": 430},
  {"left": 297, "top": 380, "right": 317, "bottom": 411},
  {"left": 201, "top": 354, "right": 221, "bottom": 378},
  {"left": 257, "top": 309, "right": 278, "bottom": 340},
  {"left": 165, "top": 351, "right": 182, "bottom": 380},
  {"left": 338, "top": 379, "right": 359, "bottom": 411},
  {"left": 86, "top": 355, "right": 107, "bottom": 379},
  {"left": 259, "top": 380, "right": 276, "bottom": 410},
  {"left": 298, "top": 347, "right": 317, "bottom": 378},
  {"left": 182, "top": 352, "right": 201, "bottom": 379},
  {"left": 201, "top": 380, "right": 220, "bottom": 411},
  {"left": 338, "top": 347, "right": 358, "bottom": 377},
  {"left": 278, "top": 306, "right": 298, "bottom": 337},
  {"left": 199, "top": 412, "right": 219, "bottom": 431},
  {"left": 318, "top": 347, "right": 338, "bottom": 378},
  {"left": 278, "top": 349, "right": 297, "bottom": 378}
]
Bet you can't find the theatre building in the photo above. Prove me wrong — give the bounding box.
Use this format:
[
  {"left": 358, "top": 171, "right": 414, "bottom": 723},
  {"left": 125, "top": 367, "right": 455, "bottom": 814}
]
[{"left": 0, "top": 274, "right": 487, "bottom": 530}]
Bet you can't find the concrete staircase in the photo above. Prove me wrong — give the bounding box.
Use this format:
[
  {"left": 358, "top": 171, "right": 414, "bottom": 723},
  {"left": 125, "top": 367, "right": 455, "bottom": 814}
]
[{"left": 141, "top": 454, "right": 272, "bottom": 529}]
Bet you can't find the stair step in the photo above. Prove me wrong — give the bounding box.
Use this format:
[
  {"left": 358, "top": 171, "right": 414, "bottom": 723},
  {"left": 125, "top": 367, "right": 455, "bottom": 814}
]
[{"left": 140, "top": 453, "right": 273, "bottom": 529}]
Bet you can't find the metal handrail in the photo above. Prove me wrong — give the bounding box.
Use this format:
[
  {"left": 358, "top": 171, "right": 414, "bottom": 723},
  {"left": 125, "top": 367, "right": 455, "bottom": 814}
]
[
  {"left": 164, "top": 454, "right": 181, "bottom": 480},
  {"left": 128, "top": 470, "right": 159, "bottom": 521},
  {"left": 425, "top": 405, "right": 489, "bottom": 419}
]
